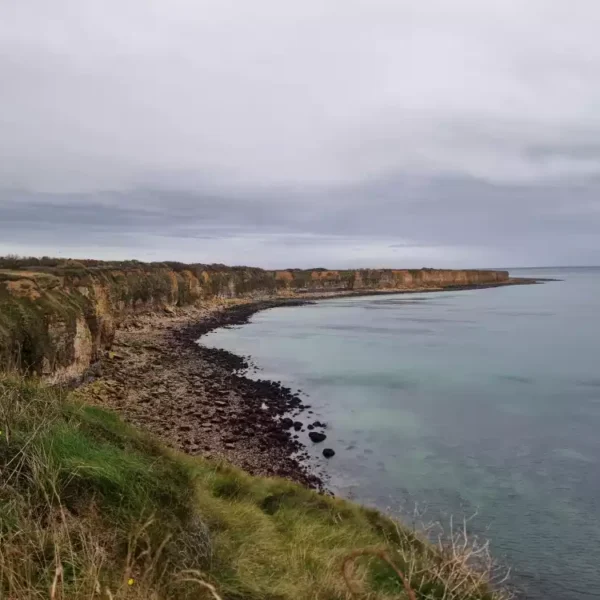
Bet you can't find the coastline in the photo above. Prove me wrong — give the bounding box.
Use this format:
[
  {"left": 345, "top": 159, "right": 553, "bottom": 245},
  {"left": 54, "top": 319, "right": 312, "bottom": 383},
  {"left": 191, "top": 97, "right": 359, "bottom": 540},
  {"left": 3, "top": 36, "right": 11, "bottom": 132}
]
[
  {"left": 76, "top": 298, "right": 325, "bottom": 489},
  {"left": 76, "top": 278, "right": 543, "bottom": 490}
]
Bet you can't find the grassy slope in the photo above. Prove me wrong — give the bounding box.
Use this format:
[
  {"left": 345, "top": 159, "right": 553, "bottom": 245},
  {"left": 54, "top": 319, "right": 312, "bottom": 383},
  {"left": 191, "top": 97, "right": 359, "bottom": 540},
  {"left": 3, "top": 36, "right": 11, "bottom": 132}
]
[{"left": 0, "top": 377, "right": 507, "bottom": 600}]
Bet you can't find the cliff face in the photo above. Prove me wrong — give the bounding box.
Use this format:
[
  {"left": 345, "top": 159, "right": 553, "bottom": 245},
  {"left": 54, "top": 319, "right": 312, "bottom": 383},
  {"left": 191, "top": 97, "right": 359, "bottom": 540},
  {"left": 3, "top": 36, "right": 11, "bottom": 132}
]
[
  {"left": 0, "top": 261, "right": 508, "bottom": 378},
  {"left": 277, "top": 268, "right": 509, "bottom": 291}
]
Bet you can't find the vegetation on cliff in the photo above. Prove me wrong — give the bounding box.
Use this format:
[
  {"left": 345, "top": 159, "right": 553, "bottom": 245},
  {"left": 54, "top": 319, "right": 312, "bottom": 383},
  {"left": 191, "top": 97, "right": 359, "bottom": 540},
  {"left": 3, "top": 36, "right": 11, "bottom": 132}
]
[
  {"left": 0, "top": 376, "right": 509, "bottom": 599},
  {"left": 0, "top": 257, "right": 510, "bottom": 377}
]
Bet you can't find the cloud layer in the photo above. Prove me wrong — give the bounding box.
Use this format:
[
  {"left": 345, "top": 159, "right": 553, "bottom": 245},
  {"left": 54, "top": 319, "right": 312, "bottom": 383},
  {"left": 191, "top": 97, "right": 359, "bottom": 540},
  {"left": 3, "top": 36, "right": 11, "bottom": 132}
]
[{"left": 1, "top": 1, "right": 599, "bottom": 266}]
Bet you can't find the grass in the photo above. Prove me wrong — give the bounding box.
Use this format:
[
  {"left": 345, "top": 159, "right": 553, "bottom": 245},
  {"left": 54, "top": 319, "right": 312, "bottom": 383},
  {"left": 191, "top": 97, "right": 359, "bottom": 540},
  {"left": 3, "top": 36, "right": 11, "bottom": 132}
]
[{"left": 0, "top": 376, "right": 513, "bottom": 599}]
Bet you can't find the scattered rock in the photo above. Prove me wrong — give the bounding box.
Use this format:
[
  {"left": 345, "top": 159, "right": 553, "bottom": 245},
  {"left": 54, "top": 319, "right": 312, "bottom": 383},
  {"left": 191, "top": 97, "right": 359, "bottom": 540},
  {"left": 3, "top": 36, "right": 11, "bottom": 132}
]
[
  {"left": 322, "top": 448, "right": 335, "bottom": 458},
  {"left": 308, "top": 431, "right": 327, "bottom": 443},
  {"left": 84, "top": 298, "right": 324, "bottom": 491}
]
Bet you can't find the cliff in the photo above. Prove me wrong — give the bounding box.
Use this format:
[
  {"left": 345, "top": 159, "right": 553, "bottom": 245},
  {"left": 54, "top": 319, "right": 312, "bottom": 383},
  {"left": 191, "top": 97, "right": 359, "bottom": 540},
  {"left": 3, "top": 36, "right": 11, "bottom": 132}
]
[{"left": 0, "top": 258, "right": 510, "bottom": 378}]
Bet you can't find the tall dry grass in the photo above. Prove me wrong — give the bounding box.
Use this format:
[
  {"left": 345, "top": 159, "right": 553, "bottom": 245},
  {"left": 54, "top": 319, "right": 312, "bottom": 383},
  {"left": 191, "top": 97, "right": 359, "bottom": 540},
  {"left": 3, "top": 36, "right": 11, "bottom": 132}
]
[{"left": 0, "top": 375, "right": 514, "bottom": 599}]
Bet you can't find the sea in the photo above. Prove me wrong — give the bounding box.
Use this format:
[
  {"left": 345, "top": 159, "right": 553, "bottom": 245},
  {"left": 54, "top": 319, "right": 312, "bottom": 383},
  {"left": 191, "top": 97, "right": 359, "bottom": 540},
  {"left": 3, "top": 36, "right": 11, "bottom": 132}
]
[{"left": 200, "top": 268, "right": 600, "bottom": 599}]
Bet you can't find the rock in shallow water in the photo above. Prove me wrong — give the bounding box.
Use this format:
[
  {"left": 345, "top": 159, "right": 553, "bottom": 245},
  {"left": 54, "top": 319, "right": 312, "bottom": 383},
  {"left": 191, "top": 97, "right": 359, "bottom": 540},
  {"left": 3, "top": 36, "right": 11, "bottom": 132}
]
[
  {"left": 308, "top": 431, "right": 327, "bottom": 443},
  {"left": 322, "top": 448, "right": 335, "bottom": 458}
]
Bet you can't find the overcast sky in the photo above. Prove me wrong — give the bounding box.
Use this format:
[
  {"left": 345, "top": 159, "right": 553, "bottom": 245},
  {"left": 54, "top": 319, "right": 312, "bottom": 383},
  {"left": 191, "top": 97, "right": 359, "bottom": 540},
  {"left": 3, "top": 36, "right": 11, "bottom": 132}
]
[{"left": 1, "top": 1, "right": 599, "bottom": 268}]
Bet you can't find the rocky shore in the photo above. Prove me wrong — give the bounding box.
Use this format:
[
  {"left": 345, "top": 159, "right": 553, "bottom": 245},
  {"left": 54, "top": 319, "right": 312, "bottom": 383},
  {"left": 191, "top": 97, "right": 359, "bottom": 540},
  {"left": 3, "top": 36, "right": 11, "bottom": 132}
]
[
  {"left": 76, "top": 279, "right": 544, "bottom": 491},
  {"left": 77, "top": 299, "right": 327, "bottom": 489}
]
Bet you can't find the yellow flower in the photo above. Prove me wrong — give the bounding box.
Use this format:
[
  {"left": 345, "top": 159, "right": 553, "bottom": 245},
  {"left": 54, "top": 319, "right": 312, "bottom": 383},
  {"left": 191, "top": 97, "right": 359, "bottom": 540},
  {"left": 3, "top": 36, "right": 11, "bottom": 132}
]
[{"left": 127, "top": 578, "right": 135, "bottom": 586}]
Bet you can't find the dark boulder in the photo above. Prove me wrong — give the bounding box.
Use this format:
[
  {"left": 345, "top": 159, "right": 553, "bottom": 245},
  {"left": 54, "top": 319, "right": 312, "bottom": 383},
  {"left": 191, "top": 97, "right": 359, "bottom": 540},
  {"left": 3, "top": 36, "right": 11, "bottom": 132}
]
[
  {"left": 280, "top": 417, "right": 294, "bottom": 429},
  {"left": 293, "top": 421, "right": 303, "bottom": 431},
  {"left": 322, "top": 448, "right": 335, "bottom": 458},
  {"left": 308, "top": 431, "right": 327, "bottom": 443}
]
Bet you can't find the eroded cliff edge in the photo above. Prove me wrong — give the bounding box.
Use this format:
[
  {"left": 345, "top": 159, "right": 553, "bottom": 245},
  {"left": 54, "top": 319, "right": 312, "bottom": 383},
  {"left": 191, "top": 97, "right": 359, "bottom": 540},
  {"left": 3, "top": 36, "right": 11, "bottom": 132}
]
[{"left": 0, "top": 258, "right": 517, "bottom": 378}]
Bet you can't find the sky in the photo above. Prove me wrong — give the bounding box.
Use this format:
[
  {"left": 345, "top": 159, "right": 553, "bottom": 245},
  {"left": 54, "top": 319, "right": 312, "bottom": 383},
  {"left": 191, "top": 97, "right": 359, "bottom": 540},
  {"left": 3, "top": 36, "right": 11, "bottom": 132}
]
[{"left": 1, "top": 0, "right": 599, "bottom": 269}]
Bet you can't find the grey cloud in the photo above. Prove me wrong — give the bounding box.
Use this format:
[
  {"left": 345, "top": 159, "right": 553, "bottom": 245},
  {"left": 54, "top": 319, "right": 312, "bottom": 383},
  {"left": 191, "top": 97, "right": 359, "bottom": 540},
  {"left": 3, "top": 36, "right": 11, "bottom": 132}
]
[
  {"left": 526, "top": 143, "right": 600, "bottom": 161},
  {"left": 2, "top": 1, "right": 600, "bottom": 190},
  {"left": 1, "top": 1, "right": 600, "bottom": 266},
  {"left": 2, "top": 174, "right": 600, "bottom": 267}
]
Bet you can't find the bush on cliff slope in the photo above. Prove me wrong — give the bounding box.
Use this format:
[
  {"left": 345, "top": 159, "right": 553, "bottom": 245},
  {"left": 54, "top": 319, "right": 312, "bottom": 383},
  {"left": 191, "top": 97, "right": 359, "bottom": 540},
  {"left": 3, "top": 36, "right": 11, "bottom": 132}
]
[{"left": 0, "top": 376, "right": 510, "bottom": 600}]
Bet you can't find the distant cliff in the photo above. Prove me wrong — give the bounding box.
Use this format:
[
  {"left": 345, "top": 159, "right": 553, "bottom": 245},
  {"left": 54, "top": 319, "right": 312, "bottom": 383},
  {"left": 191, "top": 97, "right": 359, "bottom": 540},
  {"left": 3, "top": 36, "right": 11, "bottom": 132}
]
[{"left": 0, "top": 258, "right": 510, "bottom": 378}]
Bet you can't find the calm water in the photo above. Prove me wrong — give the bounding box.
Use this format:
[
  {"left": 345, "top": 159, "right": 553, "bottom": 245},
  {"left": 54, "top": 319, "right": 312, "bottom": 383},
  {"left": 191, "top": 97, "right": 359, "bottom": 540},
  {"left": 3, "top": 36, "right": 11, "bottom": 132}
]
[{"left": 201, "top": 268, "right": 600, "bottom": 599}]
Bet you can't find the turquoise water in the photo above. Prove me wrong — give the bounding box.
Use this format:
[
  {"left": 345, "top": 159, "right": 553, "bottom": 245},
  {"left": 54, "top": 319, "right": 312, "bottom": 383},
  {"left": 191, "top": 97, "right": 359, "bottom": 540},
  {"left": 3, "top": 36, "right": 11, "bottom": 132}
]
[{"left": 201, "top": 268, "right": 600, "bottom": 599}]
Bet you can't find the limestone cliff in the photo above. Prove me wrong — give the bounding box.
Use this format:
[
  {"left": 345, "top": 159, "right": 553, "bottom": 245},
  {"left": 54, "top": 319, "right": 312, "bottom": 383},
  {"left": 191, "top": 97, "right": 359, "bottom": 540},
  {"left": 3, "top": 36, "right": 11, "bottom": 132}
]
[{"left": 0, "top": 259, "right": 510, "bottom": 378}]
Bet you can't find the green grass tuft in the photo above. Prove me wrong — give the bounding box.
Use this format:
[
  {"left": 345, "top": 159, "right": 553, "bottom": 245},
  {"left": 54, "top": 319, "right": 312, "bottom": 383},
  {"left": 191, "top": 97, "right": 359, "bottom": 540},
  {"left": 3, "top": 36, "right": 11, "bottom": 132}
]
[{"left": 0, "top": 376, "right": 512, "bottom": 599}]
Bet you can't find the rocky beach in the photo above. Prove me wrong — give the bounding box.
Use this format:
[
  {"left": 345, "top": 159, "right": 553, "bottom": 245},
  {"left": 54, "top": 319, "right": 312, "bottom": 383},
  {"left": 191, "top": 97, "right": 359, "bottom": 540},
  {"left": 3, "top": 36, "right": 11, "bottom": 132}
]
[{"left": 76, "top": 299, "right": 328, "bottom": 489}]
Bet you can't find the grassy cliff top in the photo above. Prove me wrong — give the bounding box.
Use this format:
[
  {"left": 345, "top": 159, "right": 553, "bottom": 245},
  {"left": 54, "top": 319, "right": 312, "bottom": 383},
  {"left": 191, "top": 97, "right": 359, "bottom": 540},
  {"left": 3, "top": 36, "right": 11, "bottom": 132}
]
[
  {"left": 0, "top": 255, "right": 476, "bottom": 275},
  {"left": 0, "top": 376, "right": 510, "bottom": 600}
]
